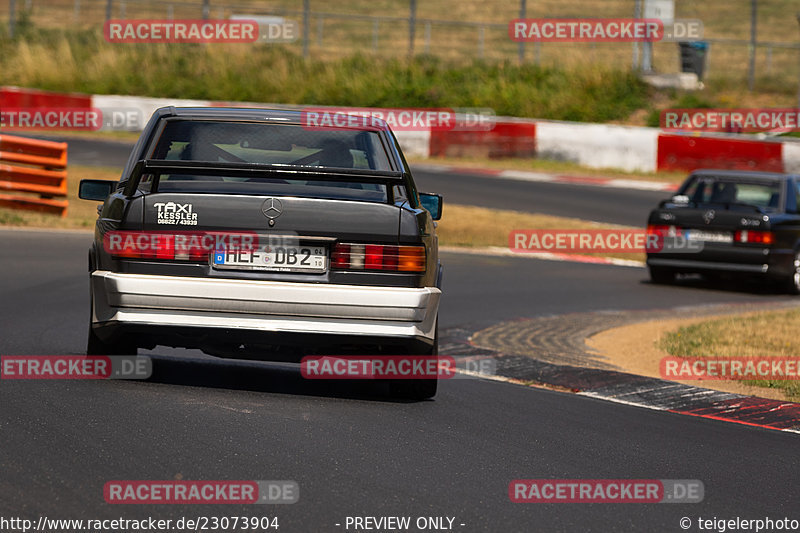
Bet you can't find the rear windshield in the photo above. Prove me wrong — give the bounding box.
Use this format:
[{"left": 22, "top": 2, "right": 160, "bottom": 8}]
[
  {"left": 143, "top": 120, "right": 394, "bottom": 202},
  {"left": 680, "top": 177, "right": 782, "bottom": 210},
  {"left": 150, "top": 120, "right": 392, "bottom": 170}
]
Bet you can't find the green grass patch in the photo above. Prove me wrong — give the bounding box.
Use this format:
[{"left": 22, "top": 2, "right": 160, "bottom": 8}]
[
  {"left": 659, "top": 310, "right": 800, "bottom": 400},
  {"left": 0, "top": 27, "right": 648, "bottom": 123}
]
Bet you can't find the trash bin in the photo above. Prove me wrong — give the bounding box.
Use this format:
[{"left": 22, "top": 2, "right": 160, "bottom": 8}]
[{"left": 678, "top": 41, "right": 709, "bottom": 81}]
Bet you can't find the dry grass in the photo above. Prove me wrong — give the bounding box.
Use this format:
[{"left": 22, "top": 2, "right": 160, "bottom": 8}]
[
  {"left": 6, "top": 0, "right": 798, "bottom": 92},
  {"left": 437, "top": 204, "right": 643, "bottom": 261},
  {"left": 659, "top": 309, "right": 800, "bottom": 399}
]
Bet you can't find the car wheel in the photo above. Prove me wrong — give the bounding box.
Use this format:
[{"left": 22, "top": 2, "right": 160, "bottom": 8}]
[
  {"left": 391, "top": 319, "right": 438, "bottom": 400},
  {"left": 783, "top": 251, "right": 800, "bottom": 295},
  {"left": 649, "top": 266, "right": 676, "bottom": 285},
  {"left": 87, "top": 282, "right": 137, "bottom": 356}
]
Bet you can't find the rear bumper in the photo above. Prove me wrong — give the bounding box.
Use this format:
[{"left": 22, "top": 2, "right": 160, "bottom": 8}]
[
  {"left": 91, "top": 271, "right": 440, "bottom": 344},
  {"left": 647, "top": 257, "right": 769, "bottom": 273},
  {"left": 647, "top": 247, "right": 794, "bottom": 277}
]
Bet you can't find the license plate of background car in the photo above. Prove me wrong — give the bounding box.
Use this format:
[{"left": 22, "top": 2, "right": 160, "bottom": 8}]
[{"left": 684, "top": 230, "right": 733, "bottom": 243}]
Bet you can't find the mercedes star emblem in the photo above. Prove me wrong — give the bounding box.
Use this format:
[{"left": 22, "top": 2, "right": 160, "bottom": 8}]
[{"left": 261, "top": 198, "right": 283, "bottom": 226}]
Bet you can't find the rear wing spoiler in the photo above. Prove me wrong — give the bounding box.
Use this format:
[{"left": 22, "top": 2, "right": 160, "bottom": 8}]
[
  {"left": 128, "top": 159, "right": 406, "bottom": 185},
  {"left": 657, "top": 197, "right": 767, "bottom": 214}
]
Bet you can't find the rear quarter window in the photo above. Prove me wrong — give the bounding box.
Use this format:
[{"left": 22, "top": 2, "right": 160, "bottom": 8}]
[{"left": 682, "top": 177, "right": 781, "bottom": 210}]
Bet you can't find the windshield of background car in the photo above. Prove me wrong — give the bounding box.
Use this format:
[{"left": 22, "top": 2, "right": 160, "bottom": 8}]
[
  {"left": 144, "top": 120, "right": 393, "bottom": 202},
  {"left": 680, "top": 177, "right": 782, "bottom": 211}
]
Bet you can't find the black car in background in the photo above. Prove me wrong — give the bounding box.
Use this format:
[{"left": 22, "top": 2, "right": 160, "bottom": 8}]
[
  {"left": 78, "top": 107, "right": 443, "bottom": 398},
  {"left": 646, "top": 169, "right": 800, "bottom": 293}
]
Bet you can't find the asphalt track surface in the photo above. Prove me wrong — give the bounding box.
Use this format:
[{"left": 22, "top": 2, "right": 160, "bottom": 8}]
[{"left": 0, "top": 138, "right": 797, "bottom": 531}]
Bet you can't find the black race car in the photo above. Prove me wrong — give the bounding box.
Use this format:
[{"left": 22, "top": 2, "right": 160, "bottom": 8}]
[
  {"left": 78, "top": 107, "right": 443, "bottom": 398},
  {"left": 646, "top": 169, "right": 800, "bottom": 293}
]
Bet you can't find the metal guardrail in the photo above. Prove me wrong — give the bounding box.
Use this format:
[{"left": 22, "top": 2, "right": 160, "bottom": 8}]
[{"left": 0, "top": 135, "right": 68, "bottom": 216}]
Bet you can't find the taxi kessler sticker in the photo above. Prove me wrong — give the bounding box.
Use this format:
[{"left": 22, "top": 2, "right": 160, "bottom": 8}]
[{"left": 154, "top": 202, "right": 198, "bottom": 225}]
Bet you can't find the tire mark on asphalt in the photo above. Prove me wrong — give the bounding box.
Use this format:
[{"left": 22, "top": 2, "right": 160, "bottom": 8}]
[{"left": 466, "top": 301, "right": 800, "bottom": 371}]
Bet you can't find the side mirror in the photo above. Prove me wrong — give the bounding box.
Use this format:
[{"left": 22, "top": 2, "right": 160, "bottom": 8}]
[
  {"left": 78, "top": 179, "right": 115, "bottom": 201},
  {"left": 671, "top": 194, "right": 690, "bottom": 204},
  {"left": 419, "top": 193, "right": 443, "bottom": 220}
]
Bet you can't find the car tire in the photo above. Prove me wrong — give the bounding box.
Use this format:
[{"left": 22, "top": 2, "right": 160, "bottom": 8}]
[
  {"left": 87, "top": 326, "right": 137, "bottom": 356},
  {"left": 649, "top": 266, "right": 676, "bottom": 285},
  {"left": 87, "top": 281, "right": 137, "bottom": 356},
  {"left": 391, "top": 319, "right": 438, "bottom": 400},
  {"left": 783, "top": 251, "right": 800, "bottom": 295}
]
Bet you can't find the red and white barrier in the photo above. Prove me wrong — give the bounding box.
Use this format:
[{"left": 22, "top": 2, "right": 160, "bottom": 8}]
[
  {"left": 532, "top": 121, "right": 658, "bottom": 172},
  {"left": 0, "top": 86, "right": 91, "bottom": 109},
  {"left": 656, "top": 133, "right": 784, "bottom": 173},
  {"left": 4, "top": 86, "right": 800, "bottom": 175},
  {"left": 430, "top": 121, "right": 536, "bottom": 159}
]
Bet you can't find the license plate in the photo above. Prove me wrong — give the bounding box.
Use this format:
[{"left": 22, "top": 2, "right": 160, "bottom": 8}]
[
  {"left": 212, "top": 246, "right": 327, "bottom": 272},
  {"left": 684, "top": 230, "right": 733, "bottom": 243}
]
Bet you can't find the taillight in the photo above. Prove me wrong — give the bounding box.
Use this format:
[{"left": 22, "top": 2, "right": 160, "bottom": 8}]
[
  {"left": 735, "top": 230, "right": 774, "bottom": 244},
  {"left": 331, "top": 243, "right": 350, "bottom": 269},
  {"left": 647, "top": 224, "right": 682, "bottom": 237},
  {"left": 331, "top": 243, "right": 426, "bottom": 272}
]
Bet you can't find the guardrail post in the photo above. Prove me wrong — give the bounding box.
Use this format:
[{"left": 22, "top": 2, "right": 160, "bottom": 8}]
[
  {"left": 632, "top": 0, "right": 641, "bottom": 70},
  {"left": 302, "top": 0, "right": 310, "bottom": 58},
  {"left": 408, "top": 0, "right": 417, "bottom": 57},
  {"left": 748, "top": 0, "right": 757, "bottom": 91},
  {"left": 9, "top": 0, "right": 16, "bottom": 38},
  {"left": 797, "top": 13, "right": 800, "bottom": 109},
  {"left": 518, "top": 0, "right": 526, "bottom": 64}
]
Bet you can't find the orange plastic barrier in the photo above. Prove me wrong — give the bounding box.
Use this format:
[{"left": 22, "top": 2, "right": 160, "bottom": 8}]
[{"left": 0, "top": 135, "right": 68, "bottom": 216}]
